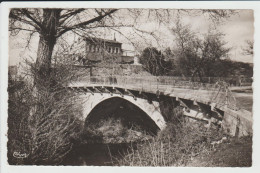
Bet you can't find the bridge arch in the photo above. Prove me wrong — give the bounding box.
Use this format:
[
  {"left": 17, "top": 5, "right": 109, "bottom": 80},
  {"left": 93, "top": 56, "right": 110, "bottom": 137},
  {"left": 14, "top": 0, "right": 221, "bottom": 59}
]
[{"left": 80, "top": 93, "right": 166, "bottom": 130}]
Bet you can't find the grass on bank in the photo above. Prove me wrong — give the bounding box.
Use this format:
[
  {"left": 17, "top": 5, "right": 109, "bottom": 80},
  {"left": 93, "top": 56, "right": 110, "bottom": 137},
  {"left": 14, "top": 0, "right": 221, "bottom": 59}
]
[{"left": 115, "top": 117, "right": 252, "bottom": 167}]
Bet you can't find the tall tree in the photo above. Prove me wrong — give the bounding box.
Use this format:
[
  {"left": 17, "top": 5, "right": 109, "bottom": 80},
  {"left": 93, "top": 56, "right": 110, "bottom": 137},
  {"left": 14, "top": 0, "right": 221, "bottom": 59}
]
[
  {"left": 171, "top": 20, "right": 230, "bottom": 80},
  {"left": 9, "top": 8, "right": 118, "bottom": 89}
]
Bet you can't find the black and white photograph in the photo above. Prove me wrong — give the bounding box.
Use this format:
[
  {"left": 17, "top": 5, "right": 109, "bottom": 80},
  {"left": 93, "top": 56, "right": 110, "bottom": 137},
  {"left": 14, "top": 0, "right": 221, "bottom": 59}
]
[{"left": 0, "top": 1, "right": 258, "bottom": 170}]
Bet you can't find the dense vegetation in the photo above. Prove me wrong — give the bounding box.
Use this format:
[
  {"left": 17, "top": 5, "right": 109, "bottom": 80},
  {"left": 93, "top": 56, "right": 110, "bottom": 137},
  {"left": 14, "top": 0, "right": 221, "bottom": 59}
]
[
  {"left": 140, "top": 47, "right": 253, "bottom": 78},
  {"left": 139, "top": 21, "right": 253, "bottom": 79},
  {"left": 113, "top": 105, "right": 217, "bottom": 166},
  {"left": 114, "top": 106, "right": 252, "bottom": 166},
  {"left": 8, "top": 64, "right": 83, "bottom": 165}
]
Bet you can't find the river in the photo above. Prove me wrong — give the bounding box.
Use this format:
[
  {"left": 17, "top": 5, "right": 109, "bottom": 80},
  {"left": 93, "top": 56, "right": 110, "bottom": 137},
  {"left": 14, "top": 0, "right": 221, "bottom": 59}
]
[{"left": 62, "top": 142, "right": 137, "bottom": 166}]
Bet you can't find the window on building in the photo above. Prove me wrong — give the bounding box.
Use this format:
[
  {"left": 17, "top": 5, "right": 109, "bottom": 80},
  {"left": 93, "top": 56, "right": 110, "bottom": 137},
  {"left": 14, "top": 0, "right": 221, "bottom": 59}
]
[
  {"left": 109, "top": 47, "right": 111, "bottom": 53},
  {"left": 115, "top": 47, "right": 118, "bottom": 54}
]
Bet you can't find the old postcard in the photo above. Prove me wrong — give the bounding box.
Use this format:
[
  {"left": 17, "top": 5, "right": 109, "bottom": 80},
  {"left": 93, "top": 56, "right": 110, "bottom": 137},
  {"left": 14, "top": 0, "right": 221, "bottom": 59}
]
[{"left": 1, "top": 1, "right": 259, "bottom": 173}]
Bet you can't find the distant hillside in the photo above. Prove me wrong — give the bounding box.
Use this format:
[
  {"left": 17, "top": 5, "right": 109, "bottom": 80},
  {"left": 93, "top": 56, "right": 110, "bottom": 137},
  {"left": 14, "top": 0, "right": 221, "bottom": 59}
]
[{"left": 229, "top": 61, "right": 253, "bottom": 77}]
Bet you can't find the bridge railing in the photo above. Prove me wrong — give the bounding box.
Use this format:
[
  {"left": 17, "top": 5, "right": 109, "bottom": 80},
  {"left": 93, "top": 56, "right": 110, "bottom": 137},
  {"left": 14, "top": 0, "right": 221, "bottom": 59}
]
[
  {"left": 87, "top": 75, "right": 225, "bottom": 90},
  {"left": 139, "top": 76, "right": 252, "bottom": 87},
  {"left": 81, "top": 75, "right": 241, "bottom": 91},
  {"left": 71, "top": 75, "right": 240, "bottom": 110},
  {"left": 74, "top": 75, "right": 252, "bottom": 87}
]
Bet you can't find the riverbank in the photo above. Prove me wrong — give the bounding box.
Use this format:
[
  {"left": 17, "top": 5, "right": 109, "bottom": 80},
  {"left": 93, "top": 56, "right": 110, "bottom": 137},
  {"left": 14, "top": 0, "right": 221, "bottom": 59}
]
[
  {"left": 185, "top": 136, "right": 252, "bottom": 167},
  {"left": 114, "top": 120, "right": 252, "bottom": 167},
  {"left": 233, "top": 92, "right": 253, "bottom": 112},
  {"left": 62, "top": 107, "right": 253, "bottom": 166}
]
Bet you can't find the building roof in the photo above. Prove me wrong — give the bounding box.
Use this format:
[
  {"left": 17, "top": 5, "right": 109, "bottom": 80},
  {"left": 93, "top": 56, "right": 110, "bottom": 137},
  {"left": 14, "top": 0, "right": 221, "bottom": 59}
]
[{"left": 84, "top": 37, "right": 122, "bottom": 45}]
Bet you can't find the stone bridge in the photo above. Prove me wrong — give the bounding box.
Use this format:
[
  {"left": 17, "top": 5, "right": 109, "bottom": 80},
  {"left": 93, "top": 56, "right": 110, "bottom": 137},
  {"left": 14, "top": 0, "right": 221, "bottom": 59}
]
[{"left": 68, "top": 75, "right": 253, "bottom": 137}]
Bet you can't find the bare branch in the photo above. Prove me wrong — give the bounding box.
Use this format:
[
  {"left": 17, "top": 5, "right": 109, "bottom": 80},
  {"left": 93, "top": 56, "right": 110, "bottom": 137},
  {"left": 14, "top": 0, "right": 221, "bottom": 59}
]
[
  {"left": 242, "top": 40, "right": 254, "bottom": 56},
  {"left": 9, "top": 27, "right": 36, "bottom": 33},
  {"left": 9, "top": 10, "right": 40, "bottom": 30},
  {"left": 25, "top": 30, "right": 37, "bottom": 50},
  {"left": 60, "top": 9, "right": 84, "bottom": 19},
  {"left": 21, "top": 9, "right": 44, "bottom": 30},
  {"left": 56, "top": 9, "right": 118, "bottom": 38},
  {"left": 59, "top": 9, "right": 85, "bottom": 25}
]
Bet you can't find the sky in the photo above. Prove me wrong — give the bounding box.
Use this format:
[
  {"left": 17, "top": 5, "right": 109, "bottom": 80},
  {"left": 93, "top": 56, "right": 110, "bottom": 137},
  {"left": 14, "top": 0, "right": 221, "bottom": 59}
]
[
  {"left": 219, "top": 10, "right": 254, "bottom": 63},
  {"left": 8, "top": 9, "right": 254, "bottom": 67}
]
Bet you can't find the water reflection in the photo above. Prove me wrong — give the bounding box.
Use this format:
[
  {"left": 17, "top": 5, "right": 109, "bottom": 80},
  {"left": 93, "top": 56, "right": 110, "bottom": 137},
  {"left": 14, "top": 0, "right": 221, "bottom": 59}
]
[{"left": 62, "top": 142, "right": 136, "bottom": 166}]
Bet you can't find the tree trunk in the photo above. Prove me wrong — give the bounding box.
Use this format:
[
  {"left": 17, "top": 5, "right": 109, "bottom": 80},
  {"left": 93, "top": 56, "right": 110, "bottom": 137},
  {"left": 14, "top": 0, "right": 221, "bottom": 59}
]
[
  {"left": 34, "top": 9, "right": 61, "bottom": 91},
  {"left": 34, "top": 36, "right": 55, "bottom": 89},
  {"left": 31, "top": 9, "right": 61, "bottom": 124}
]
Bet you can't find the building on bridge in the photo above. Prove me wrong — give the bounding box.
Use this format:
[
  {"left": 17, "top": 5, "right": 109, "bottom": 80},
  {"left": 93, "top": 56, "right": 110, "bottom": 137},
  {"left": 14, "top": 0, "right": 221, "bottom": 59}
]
[
  {"left": 72, "top": 37, "right": 138, "bottom": 65},
  {"left": 85, "top": 37, "right": 122, "bottom": 63}
]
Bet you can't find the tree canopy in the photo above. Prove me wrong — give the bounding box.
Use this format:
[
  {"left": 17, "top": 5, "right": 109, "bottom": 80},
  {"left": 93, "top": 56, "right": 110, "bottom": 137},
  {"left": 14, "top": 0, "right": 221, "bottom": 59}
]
[
  {"left": 171, "top": 20, "right": 230, "bottom": 79},
  {"left": 139, "top": 47, "right": 172, "bottom": 76}
]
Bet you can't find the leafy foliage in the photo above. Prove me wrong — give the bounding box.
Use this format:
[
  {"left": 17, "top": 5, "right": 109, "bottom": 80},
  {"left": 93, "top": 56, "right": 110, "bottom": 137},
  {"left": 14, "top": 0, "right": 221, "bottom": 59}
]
[
  {"left": 171, "top": 20, "right": 230, "bottom": 79},
  {"left": 139, "top": 47, "right": 173, "bottom": 76}
]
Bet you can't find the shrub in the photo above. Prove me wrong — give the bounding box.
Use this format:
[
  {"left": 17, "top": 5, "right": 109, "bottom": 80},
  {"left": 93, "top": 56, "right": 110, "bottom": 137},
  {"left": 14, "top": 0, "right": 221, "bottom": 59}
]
[
  {"left": 117, "top": 107, "right": 224, "bottom": 166},
  {"left": 8, "top": 62, "right": 84, "bottom": 165}
]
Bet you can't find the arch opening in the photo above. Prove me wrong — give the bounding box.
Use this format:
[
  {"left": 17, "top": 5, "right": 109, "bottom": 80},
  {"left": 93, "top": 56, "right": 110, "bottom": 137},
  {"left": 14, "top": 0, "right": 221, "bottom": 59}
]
[{"left": 84, "top": 97, "right": 161, "bottom": 140}]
